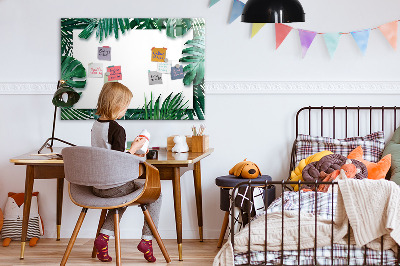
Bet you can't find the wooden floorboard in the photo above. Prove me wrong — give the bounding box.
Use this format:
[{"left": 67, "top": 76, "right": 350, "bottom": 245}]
[{"left": 0, "top": 239, "right": 222, "bottom": 265}]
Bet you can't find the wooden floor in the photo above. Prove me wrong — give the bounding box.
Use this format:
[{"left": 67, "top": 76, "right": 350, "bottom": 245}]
[{"left": 0, "top": 239, "right": 221, "bottom": 265}]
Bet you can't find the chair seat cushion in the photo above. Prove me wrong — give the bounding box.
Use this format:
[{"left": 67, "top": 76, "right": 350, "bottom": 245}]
[{"left": 69, "top": 180, "right": 145, "bottom": 208}]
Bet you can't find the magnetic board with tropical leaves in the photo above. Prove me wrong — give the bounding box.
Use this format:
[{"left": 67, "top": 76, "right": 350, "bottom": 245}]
[{"left": 61, "top": 18, "right": 205, "bottom": 120}]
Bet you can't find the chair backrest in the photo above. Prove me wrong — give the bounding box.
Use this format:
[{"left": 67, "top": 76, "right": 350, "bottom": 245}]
[{"left": 62, "top": 146, "right": 145, "bottom": 187}]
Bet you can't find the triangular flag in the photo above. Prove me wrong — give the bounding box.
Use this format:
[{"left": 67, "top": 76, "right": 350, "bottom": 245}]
[
  {"left": 351, "top": 29, "right": 370, "bottom": 55},
  {"left": 298, "top": 29, "right": 317, "bottom": 58},
  {"left": 275, "top": 23, "right": 293, "bottom": 49},
  {"left": 209, "top": 0, "right": 220, "bottom": 7},
  {"left": 323, "top": 33, "right": 341, "bottom": 58},
  {"left": 229, "top": 0, "right": 245, "bottom": 24},
  {"left": 378, "top": 21, "right": 398, "bottom": 50},
  {"left": 251, "top": 23, "right": 266, "bottom": 38}
]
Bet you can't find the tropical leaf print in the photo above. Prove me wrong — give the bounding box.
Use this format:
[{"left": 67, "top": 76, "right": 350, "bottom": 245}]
[
  {"left": 179, "top": 35, "right": 205, "bottom": 86},
  {"left": 125, "top": 92, "right": 189, "bottom": 120},
  {"left": 61, "top": 107, "right": 93, "bottom": 120},
  {"left": 61, "top": 56, "right": 86, "bottom": 89},
  {"left": 191, "top": 18, "right": 206, "bottom": 37},
  {"left": 60, "top": 18, "right": 205, "bottom": 120},
  {"left": 78, "top": 18, "right": 131, "bottom": 42},
  {"left": 61, "top": 18, "right": 91, "bottom": 56},
  {"left": 193, "top": 83, "right": 205, "bottom": 120},
  {"left": 130, "top": 18, "right": 165, "bottom": 30},
  {"left": 164, "top": 18, "right": 192, "bottom": 38}
]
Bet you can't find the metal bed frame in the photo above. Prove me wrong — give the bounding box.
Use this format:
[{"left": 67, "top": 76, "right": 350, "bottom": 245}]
[{"left": 230, "top": 106, "right": 400, "bottom": 266}]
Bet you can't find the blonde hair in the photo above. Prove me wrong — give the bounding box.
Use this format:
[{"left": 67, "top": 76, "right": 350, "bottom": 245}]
[{"left": 96, "top": 82, "right": 133, "bottom": 120}]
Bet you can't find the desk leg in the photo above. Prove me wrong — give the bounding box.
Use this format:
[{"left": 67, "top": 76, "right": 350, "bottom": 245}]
[
  {"left": 193, "top": 161, "right": 203, "bottom": 242},
  {"left": 172, "top": 167, "right": 183, "bottom": 261},
  {"left": 20, "top": 165, "right": 34, "bottom": 259},
  {"left": 56, "top": 178, "right": 64, "bottom": 241}
]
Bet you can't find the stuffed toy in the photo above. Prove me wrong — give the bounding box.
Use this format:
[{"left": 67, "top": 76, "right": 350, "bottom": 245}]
[
  {"left": 172, "top": 135, "right": 189, "bottom": 153},
  {"left": 289, "top": 150, "right": 333, "bottom": 191},
  {"left": 317, "top": 160, "right": 360, "bottom": 193},
  {"left": 348, "top": 146, "right": 391, "bottom": 180},
  {"left": 229, "top": 159, "right": 261, "bottom": 179},
  {"left": 301, "top": 154, "right": 368, "bottom": 191},
  {"left": 1, "top": 192, "right": 44, "bottom": 247}
]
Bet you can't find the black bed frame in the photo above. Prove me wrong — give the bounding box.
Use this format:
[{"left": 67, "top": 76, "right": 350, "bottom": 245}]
[{"left": 230, "top": 106, "right": 400, "bottom": 266}]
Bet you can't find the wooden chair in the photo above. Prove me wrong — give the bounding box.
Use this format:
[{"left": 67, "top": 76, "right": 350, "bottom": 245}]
[{"left": 60, "top": 146, "right": 171, "bottom": 265}]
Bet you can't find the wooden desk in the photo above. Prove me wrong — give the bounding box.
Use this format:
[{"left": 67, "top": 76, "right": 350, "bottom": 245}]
[{"left": 10, "top": 147, "right": 213, "bottom": 261}]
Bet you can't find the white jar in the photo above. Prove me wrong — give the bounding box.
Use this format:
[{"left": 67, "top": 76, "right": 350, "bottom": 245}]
[{"left": 135, "top": 129, "right": 150, "bottom": 154}]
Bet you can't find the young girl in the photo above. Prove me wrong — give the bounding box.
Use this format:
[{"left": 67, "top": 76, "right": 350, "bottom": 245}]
[{"left": 91, "top": 82, "right": 162, "bottom": 263}]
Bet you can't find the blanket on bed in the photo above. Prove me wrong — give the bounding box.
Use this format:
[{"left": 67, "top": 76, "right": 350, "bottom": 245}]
[
  {"left": 213, "top": 179, "right": 400, "bottom": 266},
  {"left": 335, "top": 178, "right": 400, "bottom": 251},
  {"left": 213, "top": 210, "right": 342, "bottom": 266}
]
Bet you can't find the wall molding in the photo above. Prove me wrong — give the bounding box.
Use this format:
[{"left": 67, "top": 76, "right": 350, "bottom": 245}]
[
  {"left": 0, "top": 83, "right": 56, "bottom": 94},
  {"left": 1, "top": 81, "right": 400, "bottom": 95},
  {"left": 206, "top": 81, "right": 400, "bottom": 94}
]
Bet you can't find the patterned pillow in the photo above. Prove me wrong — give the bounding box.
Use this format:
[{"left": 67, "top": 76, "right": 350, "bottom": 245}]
[{"left": 294, "top": 131, "right": 385, "bottom": 166}]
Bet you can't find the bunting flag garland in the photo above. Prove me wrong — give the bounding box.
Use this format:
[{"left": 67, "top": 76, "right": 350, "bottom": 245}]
[
  {"left": 209, "top": 0, "right": 220, "bottom": 7},
  {"left": 207, "top": 3, "right": 400, "bottom": 58},
  {"left": 378, "top": 21, "right": 398, "bottom": 50},
  {"left": 298, "top": 29, "right": 317, "bottom": 58},
  {"left": 251, "top": 23, "right": 266, "bottom": 38},
  {"left": 275, "top": 23, "right": 293, "bottom": 49},
  {"left": 229, "top": 0, "right": 245, "bottom": 24},
  {"left": 351, "top": 29, "right": 370, "bottom": 55},
  {"left": 323, "top": 33, "right": 341, "bottom": 58}
]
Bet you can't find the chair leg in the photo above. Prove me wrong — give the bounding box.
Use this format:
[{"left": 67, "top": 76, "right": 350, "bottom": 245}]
[
  {"left": 141, "top": 205, "right": 171, "bottom": 263},
  {"left": 91, "top": 209, "right": 108, "bottom": 258},
  {"left": 217, "top": 211, "right": 230, "bottom": 248},
  {"left": 60, "top": 208, "right": 88, "bottom": 266},
  {"left": 114, "top": 209, "right": 121, "bottom": 266}
]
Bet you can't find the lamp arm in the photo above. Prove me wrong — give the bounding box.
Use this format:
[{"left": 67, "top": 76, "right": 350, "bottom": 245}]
[
  {"left": 50, "top": 80, "right": 61, "bottom": 148},
  {"left": 37, "top": 80, "right": 76, "bottom": 154},
  {"left": 50, "top": 105, "right": 57, "bottom": 148}
]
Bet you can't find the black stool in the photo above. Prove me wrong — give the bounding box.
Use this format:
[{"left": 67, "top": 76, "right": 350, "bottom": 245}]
[{"left": 215, "top": 175, "right": 275, "bottom": 248}]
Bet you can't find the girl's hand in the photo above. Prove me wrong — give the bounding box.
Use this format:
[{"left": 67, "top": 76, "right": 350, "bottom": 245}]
[
  {"left": 129, "top": 137, "right": 147, "bottom": 155},
  {"left": 134, "top": 149, "right": 149, "bottom": 157}
]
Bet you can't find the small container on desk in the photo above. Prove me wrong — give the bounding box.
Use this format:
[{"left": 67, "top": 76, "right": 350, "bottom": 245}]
[
  {"left": 146, "top": 149, "right": 158, "bottom": 159},
  {"left": 191, "top": 135, "right": 209, "bottom": 153}
]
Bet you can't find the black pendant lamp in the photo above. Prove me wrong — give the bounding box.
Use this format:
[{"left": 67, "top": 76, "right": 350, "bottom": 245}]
[{"left": 242, "top": 0, "right": 305, "bottom": 23}]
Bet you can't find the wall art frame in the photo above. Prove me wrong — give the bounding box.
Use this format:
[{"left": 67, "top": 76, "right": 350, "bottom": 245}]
[{"left": 61, "top": 18, "right": 205, "bottom": 120}]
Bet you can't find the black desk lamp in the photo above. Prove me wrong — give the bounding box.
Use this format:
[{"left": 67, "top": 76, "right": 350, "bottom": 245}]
[
  {"left": 242, "top": 0, "right": 305, "bottom": 23},
  {"left": 38, "top": 80, "right": 80, "bottom": 154}
]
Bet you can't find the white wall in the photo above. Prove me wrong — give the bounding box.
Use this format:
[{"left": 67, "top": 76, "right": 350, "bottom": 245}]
[{"left": 1, "top": 0, "right": 400, "bottom": 240}]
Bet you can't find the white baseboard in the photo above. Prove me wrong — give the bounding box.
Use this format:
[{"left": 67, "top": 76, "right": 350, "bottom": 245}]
[{"left": 1, "top": 81, "right": 400, "bottom": 95}]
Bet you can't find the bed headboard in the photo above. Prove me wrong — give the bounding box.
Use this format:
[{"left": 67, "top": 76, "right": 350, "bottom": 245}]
[
  {"left": 290, "top": 106, "right": 400, "bottom": 179},
  {"left": 295, "top": 106, "right": 400, "bottom": 138}
]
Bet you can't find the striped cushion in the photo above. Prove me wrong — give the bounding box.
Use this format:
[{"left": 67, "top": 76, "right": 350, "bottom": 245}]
[
  {"left": 1, "top": 217, "right": 40, "bottom": 240},
  {"left": 295, "top": 131, "right": 385, "bottom": 167}
]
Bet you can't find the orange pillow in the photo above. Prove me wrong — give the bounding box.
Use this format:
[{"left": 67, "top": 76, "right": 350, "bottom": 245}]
[{"left": 347, "top": 146, "right": 391, "bottom": 180}]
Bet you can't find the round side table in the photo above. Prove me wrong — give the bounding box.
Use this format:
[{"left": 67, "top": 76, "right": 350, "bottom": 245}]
[{"left": 215, "top": 175, "right": 275, "bottom": 248}]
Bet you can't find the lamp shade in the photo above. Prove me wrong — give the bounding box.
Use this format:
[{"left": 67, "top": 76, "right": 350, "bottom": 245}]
[
  {"left": 52, "top": 84, "right": 80, "bottom": 108},
  {"left": 241, "top": 0, "right": 305, "bottom": 23}
]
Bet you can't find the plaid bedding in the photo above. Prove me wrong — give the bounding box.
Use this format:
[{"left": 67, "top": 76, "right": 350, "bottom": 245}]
[
  {"left": 234, "top": 244, "right": 397, "bottom": 265},
  {"left": 294, "top": 131, "right": 385, "bottom": 166},
  {"left": 234, "top": 191, "right": 397, "bottom": 265}
]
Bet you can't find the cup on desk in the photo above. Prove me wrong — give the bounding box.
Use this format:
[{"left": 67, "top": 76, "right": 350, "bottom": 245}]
[
  {"left": 191, "top": 135, "right": 209, "bottom": 152},
  {"left": 146, "top": 150, "right": 158, "bottom": 160}
]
